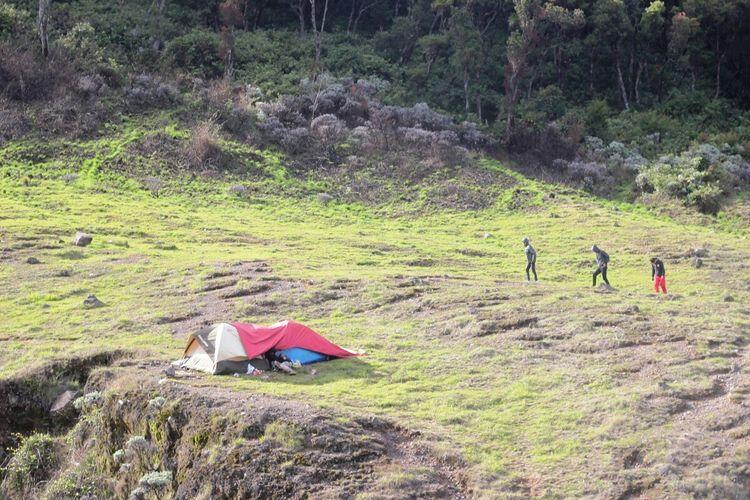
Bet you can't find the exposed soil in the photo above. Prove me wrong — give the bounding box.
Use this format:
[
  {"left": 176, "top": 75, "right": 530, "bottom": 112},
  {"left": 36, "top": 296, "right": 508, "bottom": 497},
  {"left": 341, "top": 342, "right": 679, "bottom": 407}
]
[{"left": 0, "top": 360, "right": 468, "bottom": 499}]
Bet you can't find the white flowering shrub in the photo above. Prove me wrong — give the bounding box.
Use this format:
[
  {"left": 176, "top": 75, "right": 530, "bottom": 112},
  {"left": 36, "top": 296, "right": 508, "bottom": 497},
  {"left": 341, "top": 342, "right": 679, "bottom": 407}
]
[{"left": 635, "top": 143, "right": 749, "bottom": 213}]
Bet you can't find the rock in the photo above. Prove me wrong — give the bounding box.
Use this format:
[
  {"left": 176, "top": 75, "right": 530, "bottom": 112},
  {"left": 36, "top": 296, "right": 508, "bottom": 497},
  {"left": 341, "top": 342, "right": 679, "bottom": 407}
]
[
  {"left": 316, "top": 192, "right": 334, "bottom": 203},
  {"left": 482, "top": 232, "right": 493, "bottom": 239},
  {"left": 55, "top": 269, "right": 72, "bottom": 277},
  {"left": 83, "top": 294, "right": 105, "bottom": 308},
  {"left": 26, "top": 256, "right": 41, "bottom": 264},
  {"left": 50, "top": 390, "right": 79, "bottom": 414},
  {"left": 622, "top": 305, "right": 640, "bottom": 314},
  {"left": 163, "top": 366, "right": 176, "bottom": 378},
  {"left": 596, "top": 283, "right": 615, "bottom": 293},
  {"left": 692, "top": 257, "right": 703, "bottom": 268},
  {"left": 723, "top": 295, "right": 734, "bottom": 302},
  {"left": 74, "top": 232, "right": 93, "bottom": 247},
  {"left": 228, "top": 184, "right": 247, "bottom": 195}
]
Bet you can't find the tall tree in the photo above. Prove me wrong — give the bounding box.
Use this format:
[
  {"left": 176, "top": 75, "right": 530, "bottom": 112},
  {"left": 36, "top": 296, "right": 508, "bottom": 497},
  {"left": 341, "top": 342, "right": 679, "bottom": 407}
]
[
  {"left": 219, "top": 0, "right": 243, "bottom": 79},
  {"left": 37, "top": 0, "right": 51, "bottom": 58},
  {"left": 286, "top": 0, "right": 306, "bottom": 35},
  {"left": 347, "top": 0, "right": 380, "bottom": 34},
  {"left": 449, "top": 7, "right": 482, "bottom": 115},
  {"left": 539, "top": 1, "right": 584, "bottom": 92},
  {"left": 683, "top": 0, "right": 745, "bottom": 99},
  {"left": 589, "top": 0, "right": 634, "bottom": 110},
  {"left": 504, "top": 0, "right": 541, "bottom": 130},
  {"left": 309, "top": 0, "right": 330, "bottom": 72},
  {"left": 633, "top": 0, "right": 665, "bottom": 105},
  {"left": 668, "top": 11, "right": 701, "bottom": 92}
]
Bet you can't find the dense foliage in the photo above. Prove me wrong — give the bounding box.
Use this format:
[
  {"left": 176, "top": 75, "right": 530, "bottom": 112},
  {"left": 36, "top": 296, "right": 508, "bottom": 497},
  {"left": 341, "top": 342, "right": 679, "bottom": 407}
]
[{"left": 0, "top": 0, "right": 749, "bottom": 212}]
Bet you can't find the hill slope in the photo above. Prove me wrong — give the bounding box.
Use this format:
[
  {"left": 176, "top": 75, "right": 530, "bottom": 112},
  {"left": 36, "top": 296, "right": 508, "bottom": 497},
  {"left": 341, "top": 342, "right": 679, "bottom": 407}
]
[{"left": 1, "top": 118, "right": 749, "bottom": 497}]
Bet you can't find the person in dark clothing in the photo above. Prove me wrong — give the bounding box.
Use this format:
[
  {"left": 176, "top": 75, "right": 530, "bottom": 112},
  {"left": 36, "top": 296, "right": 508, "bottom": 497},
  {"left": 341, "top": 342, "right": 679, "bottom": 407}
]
[
  {"left": 650, "top": 257, "right": 667, "bottom": 294},
  {"left": 591, "top": 245, "right": 610, "bottom": 286},
  {"left": 522, "top": 237, "right": 538, "bottom": 281},
  {"left": 265, "top": 350, "right": 296, "bottom": 375}
]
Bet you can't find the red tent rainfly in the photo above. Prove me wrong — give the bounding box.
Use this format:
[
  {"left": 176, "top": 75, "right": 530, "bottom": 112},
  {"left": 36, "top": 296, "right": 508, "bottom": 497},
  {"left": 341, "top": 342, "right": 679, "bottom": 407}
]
[{"left": 232, "top": 320, "right": 356, "bottom": 360}]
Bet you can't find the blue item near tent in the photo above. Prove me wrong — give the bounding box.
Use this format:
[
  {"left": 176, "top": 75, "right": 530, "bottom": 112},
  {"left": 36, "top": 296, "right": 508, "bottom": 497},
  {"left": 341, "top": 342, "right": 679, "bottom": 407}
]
[{"left": 279, "top": 347, "right": 329, "bottom": 365}]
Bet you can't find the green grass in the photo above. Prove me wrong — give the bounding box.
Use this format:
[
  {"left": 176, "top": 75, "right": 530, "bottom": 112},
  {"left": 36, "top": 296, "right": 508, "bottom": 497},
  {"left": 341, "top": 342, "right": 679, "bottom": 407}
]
[{"left": 1, "top": 123, "right": 749, "bottom": 495}]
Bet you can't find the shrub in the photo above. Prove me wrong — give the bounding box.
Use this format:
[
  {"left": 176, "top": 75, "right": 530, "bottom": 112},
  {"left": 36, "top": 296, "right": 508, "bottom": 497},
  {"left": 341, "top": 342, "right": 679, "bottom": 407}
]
[
  {"left": 2, "top": 433, "right": 60, "bottom": 495},
  {"left": 635, "top": 144, "right": 748, "bottom": 213},
  {"left": 73, "top": 391, "right": 101, "bottom": 411},
  {"left": 0, "top": 3, "right": 30, "bottom": 39},
  {"left": 584, "top": 99, "right": 610, "bottom": 139},
  {"left": 163, "top": 29, "right": 223, "bottom": 79},
  {"left": 59, "top": 22, "right": 108, "bottom": 74},
  {"left": 125, "top": 74, "right": 179, "bottom": 109},
  {"left": 311, "top": 113, "right": 346, "bottom": 160},
  {"left": 137, "top": 470, "right": 172, "bottom": 490},
  {"left": 0, "top": 45, "right": 73, "bottom": 102},
  {"left": 185, "top": 121, "right": 224, "bottom": 168}
]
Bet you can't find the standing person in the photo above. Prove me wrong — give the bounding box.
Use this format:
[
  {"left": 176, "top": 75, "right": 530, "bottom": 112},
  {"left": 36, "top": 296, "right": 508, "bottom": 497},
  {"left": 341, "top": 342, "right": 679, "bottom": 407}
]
[
  {"left": 523, "top": 237, "right": 538, "bottom": 282},
  {"left": 591, "top": 245, "right": 610, "bottom": 287},
  {"left": 651, "top": 257, "right": 667, "bottom": 294}
]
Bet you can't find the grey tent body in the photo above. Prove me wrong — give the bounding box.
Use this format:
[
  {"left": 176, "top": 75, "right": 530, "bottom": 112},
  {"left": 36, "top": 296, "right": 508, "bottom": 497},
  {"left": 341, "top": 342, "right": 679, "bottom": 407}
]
[{"left": 175, "top": 323, "right": 269, "bottom": 375}]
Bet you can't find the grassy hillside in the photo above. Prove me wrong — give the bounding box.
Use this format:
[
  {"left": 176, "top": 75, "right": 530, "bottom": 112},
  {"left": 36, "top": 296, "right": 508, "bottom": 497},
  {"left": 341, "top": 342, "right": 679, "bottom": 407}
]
[{"left": 2, "top": 117, "right": 749, "bottom": 496}]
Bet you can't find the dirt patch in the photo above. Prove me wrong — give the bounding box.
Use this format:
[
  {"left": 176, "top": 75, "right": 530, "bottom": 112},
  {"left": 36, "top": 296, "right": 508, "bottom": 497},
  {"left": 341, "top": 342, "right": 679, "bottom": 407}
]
[
  {"left": 160, "top": 261, "right": 298, "bottom": 336},
  {"left": 476, "top": 317, "right": 539, "bottom": 337},
  {"left": 1, "top": 368, "right": 468, "bottom": 499},
  {"left": 0, "top": 351, "right": 124, "bottom": 454}
]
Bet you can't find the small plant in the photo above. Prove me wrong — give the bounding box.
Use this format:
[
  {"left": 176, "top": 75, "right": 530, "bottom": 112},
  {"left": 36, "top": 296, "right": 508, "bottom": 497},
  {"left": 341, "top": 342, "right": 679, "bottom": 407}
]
[
  {"left": 147, "top": 396, "right": 166, "bottom": 410},
  {"left": 260, "top": 421, "right": 305, "bottom": 451},
  {"left": 185, "top": 121, "right": 225, "bottom": 169},
  {"left": 138, "top": 470, "right": 172, "bottom": 488},
  {"left": 73, "top": 391, "right": 101, "bottom": 411},
  {"left": 1, "top": 433, "right": 59, "bottom": 494}
]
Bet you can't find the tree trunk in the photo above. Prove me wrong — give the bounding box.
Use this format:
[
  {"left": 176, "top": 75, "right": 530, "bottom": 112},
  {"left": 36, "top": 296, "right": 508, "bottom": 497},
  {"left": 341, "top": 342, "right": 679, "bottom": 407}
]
[
  {"left": 527, "top": 72, "right": 535, "bottom": 99},
  {"left": 505, "top": 70, "right": 519, "bottom": 132},
  {"left": 616, "top": 56, "right": 629, "bottom": 111},
  {"left": 37, "top": 0, "right": 50, "bottom": 58},
  {"left": 224, "top": 47, "right": 233, "bottom": 79},
  {"left": 690, "top": 69, "right": 696, "bottom": 92},
  {"left": 297, "top": 0, "right": 305, "bottom": 35},
  {"left": 309, "top": 0, "right": 329, "bottom": 73},
  {"left": 634, "top": 61, "right": 644, "bottom": 106},
  {"left": 353, "top": 1, "right": 372, "bottom": 34},
  {"left": 425, "top": 55, "right": 434, "bottom": 78},
  {"left": 714, "top": 34, "right": 722, "bottom": 99},
  {"left": 347, "top": 0, "right": 357, "bottom": 34},
  {"left": 253, "top": 0, "right": 267, "bottom": 30},
  {"left": 476, "top": 92, "right": 482, "bottom": 122},
  {"left": 463, "top": 67, "right": 470, "bottom": 114},
  {"left": 627, "top": 51, "right": 634, "bottom": 102}
]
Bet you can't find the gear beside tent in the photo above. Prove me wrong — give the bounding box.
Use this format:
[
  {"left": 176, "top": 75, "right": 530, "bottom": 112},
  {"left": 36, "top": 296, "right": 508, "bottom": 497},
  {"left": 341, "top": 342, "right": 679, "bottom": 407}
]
[{"left": 174, "top": 320, "right": 357, "bottom": 375}]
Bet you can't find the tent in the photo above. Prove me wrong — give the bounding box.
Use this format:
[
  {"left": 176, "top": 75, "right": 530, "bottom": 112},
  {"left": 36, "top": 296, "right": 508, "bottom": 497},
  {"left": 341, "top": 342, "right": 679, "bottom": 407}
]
[{"left": 175, "top": 320, "right": 356, "bottom": 375}]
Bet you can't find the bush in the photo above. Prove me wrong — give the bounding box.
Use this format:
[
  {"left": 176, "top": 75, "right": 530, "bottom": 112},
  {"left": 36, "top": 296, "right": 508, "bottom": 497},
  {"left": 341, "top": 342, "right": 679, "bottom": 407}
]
[
  {"left": 125, "top": 74, "right": 179, "bottom": 109},
  {"left": 0, "top": 3, "right": 30, "bottom": 39},
  {"left": 59, "top": 22, "right": 112, "bottom": 76},
  {"left": 163, "top": 29, "right": 223, "bottom": 78},
  {"left": 635, "top": 143, "right": 749, "bottom": 213},
  {"left": 584, "top": 99, "right": 610, "bottom": 139},
  {"left": 1, "top": 433, "right": 60, "bottom": 495},
  {"left": 0, "top": 45, "right": 73, "bottom": 102},
  {"left": 185, "top": 121, "right": 225, "bottom": 168}
]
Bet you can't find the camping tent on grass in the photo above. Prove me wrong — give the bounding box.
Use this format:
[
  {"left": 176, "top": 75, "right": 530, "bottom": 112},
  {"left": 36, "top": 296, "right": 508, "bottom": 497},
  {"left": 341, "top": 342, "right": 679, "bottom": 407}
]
[{"left": 176, "top": 320, "right": 356, "bottom": 375}]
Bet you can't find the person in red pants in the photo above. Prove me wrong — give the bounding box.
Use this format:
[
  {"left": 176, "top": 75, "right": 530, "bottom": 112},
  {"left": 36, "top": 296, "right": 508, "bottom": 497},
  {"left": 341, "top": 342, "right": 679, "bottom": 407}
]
[{"left": 650, "top": 257, "right": 667, "bottom": 294}]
